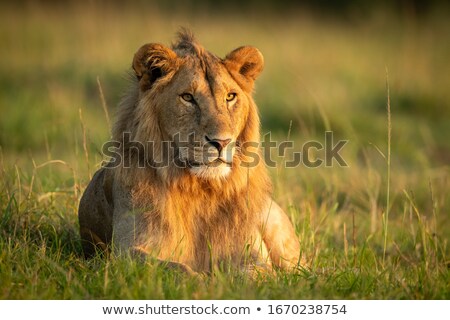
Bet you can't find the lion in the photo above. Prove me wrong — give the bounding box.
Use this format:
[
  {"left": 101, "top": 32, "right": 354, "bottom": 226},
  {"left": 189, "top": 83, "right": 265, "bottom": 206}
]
[{"left": 78, "top": 30, "right": 303, "bottom": 274}]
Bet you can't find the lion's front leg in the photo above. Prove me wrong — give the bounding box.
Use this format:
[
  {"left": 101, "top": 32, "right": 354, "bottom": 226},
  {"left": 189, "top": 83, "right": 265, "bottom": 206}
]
[
  {"left": 260, "top": 200, "right": 305, "bottom": 271},
  {"left": 131, "top": 246, "right": 198, "bottom": 276},
  {"left": 237, "top": 232, "right": 274, "bottom": 278}
]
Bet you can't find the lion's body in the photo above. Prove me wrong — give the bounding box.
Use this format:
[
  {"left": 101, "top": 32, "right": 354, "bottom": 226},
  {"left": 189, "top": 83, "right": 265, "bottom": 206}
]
[{"left": 78, "top": 31, "right": 302, "bottom": 273}]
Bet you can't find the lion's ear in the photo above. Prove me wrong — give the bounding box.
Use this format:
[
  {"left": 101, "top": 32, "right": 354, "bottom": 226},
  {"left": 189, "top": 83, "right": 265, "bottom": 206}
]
[
  {"left": 132, "top": 43, "right": 178, "bottom": 91},
  {"left": 224, "top": 46, "right": 264, "bottom": 91}
]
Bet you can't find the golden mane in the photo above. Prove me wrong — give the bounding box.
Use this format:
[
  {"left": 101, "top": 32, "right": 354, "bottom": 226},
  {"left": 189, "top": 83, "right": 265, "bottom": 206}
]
[{"left": 111, "top": 32, "right": 271, "bottom": 269}]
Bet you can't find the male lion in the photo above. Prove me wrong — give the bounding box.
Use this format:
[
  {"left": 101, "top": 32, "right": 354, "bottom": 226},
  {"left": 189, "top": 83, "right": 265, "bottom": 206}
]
[{"left": 78, "top": 30, "right": 303, "bottom": 274}]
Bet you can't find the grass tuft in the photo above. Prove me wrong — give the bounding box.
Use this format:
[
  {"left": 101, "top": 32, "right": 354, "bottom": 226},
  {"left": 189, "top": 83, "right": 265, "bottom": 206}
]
[{"left": 0, "top": 3, "right": 449, "bottom": 299}]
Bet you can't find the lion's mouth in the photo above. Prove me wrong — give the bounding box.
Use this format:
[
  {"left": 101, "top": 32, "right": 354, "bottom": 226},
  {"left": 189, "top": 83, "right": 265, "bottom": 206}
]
[
  {"left": 208, "top": 158, "right": 232, "bottom": 166},
  {"left": 187, "top": 158, "right": 232, "bottom": 168}
]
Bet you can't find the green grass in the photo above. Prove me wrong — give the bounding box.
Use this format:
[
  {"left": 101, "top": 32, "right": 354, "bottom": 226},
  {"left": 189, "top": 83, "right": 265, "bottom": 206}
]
[{"left": 0, "top": 3, "right": 449, "bottom": 299}]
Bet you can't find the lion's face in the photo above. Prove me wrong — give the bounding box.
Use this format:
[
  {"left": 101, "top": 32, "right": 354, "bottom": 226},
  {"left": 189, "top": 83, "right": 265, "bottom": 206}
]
[
  {"left": 132, "top": 35, "right": 263, "bottom": 180},
  {"left": 156, "top": 61, "right": 250, "bottom": 179}
]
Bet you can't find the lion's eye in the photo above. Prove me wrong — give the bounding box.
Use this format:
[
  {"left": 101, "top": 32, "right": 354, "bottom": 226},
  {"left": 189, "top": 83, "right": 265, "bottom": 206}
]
[
  {"left": 181, "top": 93, "right": 194, "bottom": 102},
  {"left": 226, "top": 92, "right": 237, "bottom": 102}
]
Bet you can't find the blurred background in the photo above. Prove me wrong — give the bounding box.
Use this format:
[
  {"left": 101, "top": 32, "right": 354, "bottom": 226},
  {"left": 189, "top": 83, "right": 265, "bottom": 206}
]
[{"left": 0, "top": 0, "right": 449, "bottom": 235}]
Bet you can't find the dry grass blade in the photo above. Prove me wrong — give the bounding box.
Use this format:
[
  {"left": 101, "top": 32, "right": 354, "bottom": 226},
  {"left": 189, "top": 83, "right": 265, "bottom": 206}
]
[
  {"left": 97, "top": 76, "right": 112, "bottom": 136},
  {"left": 382, "top": 67, "right": 392, "bottom": 266},
  {"left": 79, "top": 108, "right": 91, "bottom": 180}
]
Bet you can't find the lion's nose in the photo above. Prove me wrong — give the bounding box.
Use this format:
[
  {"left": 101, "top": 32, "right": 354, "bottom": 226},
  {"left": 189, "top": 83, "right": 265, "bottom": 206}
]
[{"left": 205, "top": 136, "right": 232, "bottom": 153}]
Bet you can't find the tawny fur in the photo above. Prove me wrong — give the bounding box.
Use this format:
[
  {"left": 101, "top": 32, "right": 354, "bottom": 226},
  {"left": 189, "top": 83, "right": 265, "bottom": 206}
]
[{"left": 78, "top": 30, "right": 303, "bottom": 273}]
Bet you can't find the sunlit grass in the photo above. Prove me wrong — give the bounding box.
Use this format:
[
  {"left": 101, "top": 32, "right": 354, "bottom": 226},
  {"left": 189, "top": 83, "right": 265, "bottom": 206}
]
[{"left": 0, "top": 3, "right": 449, "bottom": 299}]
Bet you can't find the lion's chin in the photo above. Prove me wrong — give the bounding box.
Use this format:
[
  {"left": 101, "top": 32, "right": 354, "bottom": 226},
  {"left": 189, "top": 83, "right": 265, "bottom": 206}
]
[{"left": 188, "top": 164, "right": 231, "bottom": 180}]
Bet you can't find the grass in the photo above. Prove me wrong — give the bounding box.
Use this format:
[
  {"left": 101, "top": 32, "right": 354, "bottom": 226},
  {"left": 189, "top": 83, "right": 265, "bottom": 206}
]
[
  {"left": 0, "top": 3, "right": 449, "bottom": 299},
  {"left": 382, "top": 67, "right": 391, "bottom": 266}
]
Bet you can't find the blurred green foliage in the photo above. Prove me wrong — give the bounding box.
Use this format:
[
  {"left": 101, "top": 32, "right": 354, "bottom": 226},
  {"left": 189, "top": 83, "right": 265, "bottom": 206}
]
[{"left": 0, "top": 1, "right": 448, "bottom": 299}]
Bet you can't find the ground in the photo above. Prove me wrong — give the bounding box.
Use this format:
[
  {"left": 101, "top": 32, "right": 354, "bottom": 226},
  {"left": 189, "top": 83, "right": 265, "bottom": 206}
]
[{"left": 0, "top": 3, "right": 449, "bottom": 299}]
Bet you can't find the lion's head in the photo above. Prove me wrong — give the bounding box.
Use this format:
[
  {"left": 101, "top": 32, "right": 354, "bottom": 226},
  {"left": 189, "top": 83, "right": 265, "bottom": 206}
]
[{"left": 113, "top": 31, "right": 267, "bottom": 191}]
